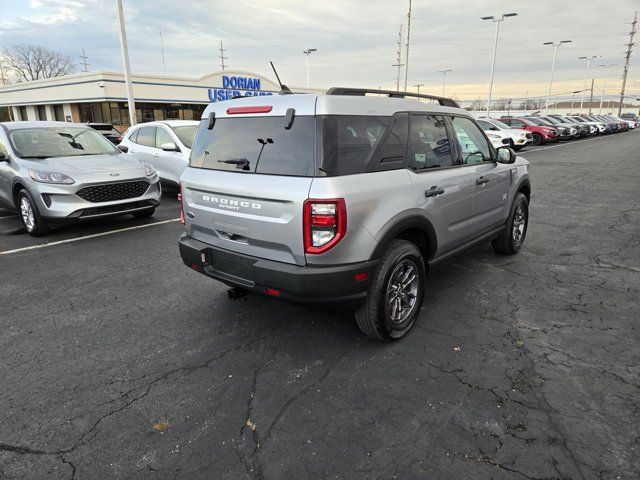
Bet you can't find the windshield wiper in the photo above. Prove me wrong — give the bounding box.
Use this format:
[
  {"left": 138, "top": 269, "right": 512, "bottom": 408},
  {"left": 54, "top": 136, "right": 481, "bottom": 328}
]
[{"left": 217, "top": 158, "right": 250, "bottom": 170}]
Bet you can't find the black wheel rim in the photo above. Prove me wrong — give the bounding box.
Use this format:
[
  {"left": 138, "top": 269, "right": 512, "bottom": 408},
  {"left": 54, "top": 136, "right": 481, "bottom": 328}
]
[
  {"left": 512, "top": 204, "right": 527, "bottom": 246},
  {"left": 385, "top": 259, "right": 420, "bottom": 325}
]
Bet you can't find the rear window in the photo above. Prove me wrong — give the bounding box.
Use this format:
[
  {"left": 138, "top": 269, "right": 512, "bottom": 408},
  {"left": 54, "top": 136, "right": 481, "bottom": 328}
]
[
  {"left": 190, "top": 115, "right": 395, "bottom": 177},
  {"left": 89, "top": 124, "right": 114, "bottom": 131}
]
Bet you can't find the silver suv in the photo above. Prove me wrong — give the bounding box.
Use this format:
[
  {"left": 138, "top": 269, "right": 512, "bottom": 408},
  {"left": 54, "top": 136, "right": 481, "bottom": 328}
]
[{"left": 178, "top": 88, "right": 531, "bottom": 341}]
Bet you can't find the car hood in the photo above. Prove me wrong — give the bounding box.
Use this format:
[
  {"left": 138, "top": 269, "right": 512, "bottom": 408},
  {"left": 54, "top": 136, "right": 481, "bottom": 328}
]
[{"left": 22, "top": 153, "right": 146, "bottom": 174}]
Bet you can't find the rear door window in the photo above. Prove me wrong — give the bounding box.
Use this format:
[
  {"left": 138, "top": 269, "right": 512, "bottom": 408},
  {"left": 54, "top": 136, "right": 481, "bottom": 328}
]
[
  {"left": 190, "top": 116, "right": 315, "bottom": 176},
  {"left": 451, "top": 116, "right": 491, "bottom": 164},
  {"left": 155, "top": 127, "right": 174, "bottom": 148},
  {"left": 319, "top": 115, "right": 390, "bottom": 175},
  {"left": 407, "top": 115, "right": 453, "bottom": 169},
  {"left": 136, "top": 126, "right": 156, "bottom": 147}
]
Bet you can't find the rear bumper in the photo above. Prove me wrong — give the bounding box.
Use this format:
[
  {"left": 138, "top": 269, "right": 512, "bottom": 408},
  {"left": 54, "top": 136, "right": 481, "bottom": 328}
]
[{"left": 179, "top": 234, "right": 378, "bottom": 309}]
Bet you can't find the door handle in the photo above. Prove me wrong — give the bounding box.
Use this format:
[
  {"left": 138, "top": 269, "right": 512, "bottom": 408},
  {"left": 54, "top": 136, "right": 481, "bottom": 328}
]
[
  {"left": 425, "top": 186, "right": 445, "bottom": 197},
  {"left": 476, "top": 176, "right": 490, "bottom": 185}
]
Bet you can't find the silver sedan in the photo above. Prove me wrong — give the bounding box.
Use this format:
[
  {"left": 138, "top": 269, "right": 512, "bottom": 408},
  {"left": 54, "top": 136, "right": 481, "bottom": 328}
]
[{"left": 0, "top": 121, "right": 162, "bottom": 236}]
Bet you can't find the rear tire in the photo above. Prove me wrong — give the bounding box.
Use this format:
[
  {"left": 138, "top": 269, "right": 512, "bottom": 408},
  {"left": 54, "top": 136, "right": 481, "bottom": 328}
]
[
  {"left": 132, "top": 208, "right": 155, "bottom": 219},
  {"left": 492, "top": 193, "right": 529, "bottom": 255},
  {"left": 355, "top": 240, "right": 426, "bottom": 341},
  {"left": 18, "top": 189, "right": 51, "bottom": 237}
]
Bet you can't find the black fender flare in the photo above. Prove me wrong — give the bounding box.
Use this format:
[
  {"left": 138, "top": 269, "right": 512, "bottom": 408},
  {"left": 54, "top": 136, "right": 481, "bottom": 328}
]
[{"left": 370, "top": 215, "right": 438, "bottom": 261}]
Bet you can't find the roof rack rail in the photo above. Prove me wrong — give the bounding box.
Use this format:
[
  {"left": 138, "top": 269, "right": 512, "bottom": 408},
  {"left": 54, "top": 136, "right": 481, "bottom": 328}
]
[{"left": 325, "top": 87, "right": 460, "bottom": 108}]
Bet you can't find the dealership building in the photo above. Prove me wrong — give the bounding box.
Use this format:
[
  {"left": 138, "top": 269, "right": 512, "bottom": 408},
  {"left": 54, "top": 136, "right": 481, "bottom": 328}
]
[{"left": 0, "top": 70, "right": 320, "bottom": 130}]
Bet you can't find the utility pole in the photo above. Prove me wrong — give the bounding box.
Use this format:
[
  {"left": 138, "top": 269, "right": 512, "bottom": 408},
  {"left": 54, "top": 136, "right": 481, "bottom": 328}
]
[
  {"left": 618, "top": 11, "right": 637, "bottom": 115},
  {"left": 219, "top": 41, "right": 227, "bottom": 71},
  {"left": 392, "top": 24, "right": 405, "bottom": 91},
  {"left": 115, "top": 0, "right": 136, "bottom": 127},
  {"left": 403, "top": 0, "right": 412, "bottom": 92},
  {"left": 438, "top": 69, "right": 452, "bottom": 97},
  {"left": 413, "top": 83, "right": 424, "bottom": 94},
  {"left": 159, "top": 26, "right": 166, "bottom": 75},
  {"left": 79, "top": 49, "right": 89, "bottom": 72}
]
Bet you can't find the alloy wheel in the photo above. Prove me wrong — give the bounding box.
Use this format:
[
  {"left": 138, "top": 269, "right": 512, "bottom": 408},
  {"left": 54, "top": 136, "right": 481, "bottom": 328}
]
[
  {"left": 20, "top": 196, "right": 35, "bottom": 232},
  {"left": 512, "top": 204, "right": 527, "bottom": 245},
  {"left": 385, "top": 259, "right": 420, "bottom": 325}
]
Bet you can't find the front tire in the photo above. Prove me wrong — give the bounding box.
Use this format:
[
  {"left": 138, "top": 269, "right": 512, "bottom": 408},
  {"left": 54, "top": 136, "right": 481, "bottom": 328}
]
[
  {"left": 355, "top": 240, "right": 426, "bottom": 341},
  {"left": 531, "top": 133, "right": 543, "bottom": 145},
  {"left": 18, "top": 189, "right": 51, "bottom": 237},
  {"left": 492, "top": 193, "right": 529, "bottom": 255}
]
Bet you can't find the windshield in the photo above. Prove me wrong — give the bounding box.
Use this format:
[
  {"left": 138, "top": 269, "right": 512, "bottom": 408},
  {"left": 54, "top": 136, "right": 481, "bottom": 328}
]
[
  {"left": 527, "top": 117, "right": 548, "bottom": 126},
  {"left": 540, "top": 117, "right": 560, "bottom": 125},
  {"left": 488, "top": 119, "right": 511, "bottom": 129},
  {"left": 9, "top": 127, "right": 119, "bottom": 159},
  {"left": 172, "top": 125, "right": 198, "bottom": 148}
]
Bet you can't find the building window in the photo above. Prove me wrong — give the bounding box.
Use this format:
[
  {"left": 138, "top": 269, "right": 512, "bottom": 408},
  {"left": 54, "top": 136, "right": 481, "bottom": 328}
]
[
  {"left": 37, "top": 105, "right": 47, "bottom": 121},
  {"left": 54, "top": 105, "right": 65, "bottom": 122}
]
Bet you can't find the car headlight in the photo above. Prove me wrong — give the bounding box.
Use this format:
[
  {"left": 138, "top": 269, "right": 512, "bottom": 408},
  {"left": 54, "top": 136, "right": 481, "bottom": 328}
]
[
  {"left": 28, "top": 169, "right": 75, "bottom": 184},
  {"left": 144, "top": 163, "right": 156, "bottom": 177},
  {"left": 487, "top": 133, "right": 501, "bottom": 139}
]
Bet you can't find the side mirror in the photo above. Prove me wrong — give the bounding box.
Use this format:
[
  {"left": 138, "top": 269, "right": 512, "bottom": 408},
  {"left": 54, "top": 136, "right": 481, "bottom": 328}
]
[
  {"left": 491, "top": 127, "right": 499, "bottom": 131},
  {"left": 118, "top": 145, "right": 129, "bottom": 153},
  {"left": 160, "top": 142, "right": 179, "bottom": 152},
  {"left": 496, "top": 146, "right": 516, "bottom": 164}
]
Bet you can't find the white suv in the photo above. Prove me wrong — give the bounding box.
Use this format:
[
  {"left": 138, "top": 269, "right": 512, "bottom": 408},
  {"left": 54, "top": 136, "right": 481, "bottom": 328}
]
[
  {"left": 477, "top": 118, "right": 532, "bottom": 151},
  {"left": 119, "top": 120, "right": 199, "bottom": 185}
]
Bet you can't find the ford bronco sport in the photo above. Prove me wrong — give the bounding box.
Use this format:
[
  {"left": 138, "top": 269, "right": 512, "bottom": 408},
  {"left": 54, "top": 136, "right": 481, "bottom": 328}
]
[{"left": 178, "top": 88, "right": 531, "bottom": 341}]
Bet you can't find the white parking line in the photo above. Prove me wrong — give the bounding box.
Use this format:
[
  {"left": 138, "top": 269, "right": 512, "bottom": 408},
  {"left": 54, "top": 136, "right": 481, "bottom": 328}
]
[
  {"left": 0, "top": 218, "right": 180, "bottom": 256},
  {"left": 525, "top": 135, "right": 624, "bottom": 153}
]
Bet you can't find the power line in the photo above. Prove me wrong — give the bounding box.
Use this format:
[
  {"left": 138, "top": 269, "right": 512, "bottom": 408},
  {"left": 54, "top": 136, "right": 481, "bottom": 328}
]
[
  {"left": 219, "top": 41, "right": 227, "bottom": 71},
  {"left": 618, "top": 11, "right": 637, "bottom": 115}
]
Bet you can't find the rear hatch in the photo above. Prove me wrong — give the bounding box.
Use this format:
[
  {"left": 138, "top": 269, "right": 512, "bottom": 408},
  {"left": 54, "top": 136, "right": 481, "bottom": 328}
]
[{"left": 181, "top": 100, "right": 317, "bottom": 266}]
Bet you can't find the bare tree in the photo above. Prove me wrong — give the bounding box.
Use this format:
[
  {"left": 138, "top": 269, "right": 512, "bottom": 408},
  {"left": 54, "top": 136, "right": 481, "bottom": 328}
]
[{"left": 2, "top": 44, "right": 75, "bottom": 82}]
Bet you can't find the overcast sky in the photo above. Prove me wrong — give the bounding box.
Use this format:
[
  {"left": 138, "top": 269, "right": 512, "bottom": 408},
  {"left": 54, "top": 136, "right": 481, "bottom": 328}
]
[{"left": 1, "top": 0, "right": 638, "bottom": 101}]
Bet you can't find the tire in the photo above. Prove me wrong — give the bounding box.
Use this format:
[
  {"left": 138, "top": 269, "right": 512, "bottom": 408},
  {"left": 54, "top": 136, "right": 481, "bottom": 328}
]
[
  {"left": 531, "top": 133, "right": 543, "bottom": 145},
  {"left": 132, "top": 208, "right": 155, "bottom": 219},
  {"left": 355, "top": 240, "right": 426, "bottom": 341},
  {"left": 514, "top": 145, "right": 523, "bottom": 151},
  {"left": 508, "top": 139, "right": 515, "bottom": 149},
  {"left": 18, "top": 189, "right": 51, "bottom": 237},
  {"left": 492, "top": 193, "right": 529, "bottom": 255}
]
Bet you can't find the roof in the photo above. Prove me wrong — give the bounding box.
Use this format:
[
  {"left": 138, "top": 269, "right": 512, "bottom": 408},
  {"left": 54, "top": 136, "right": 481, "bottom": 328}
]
[
  {"left": 127, "top": 120, "right": 200, "bottom": 128},
  {"left": 0, "top": 121, "right": 90, "bottom": 130},
  {"left": 202, "top": 93, "right": 468, "bottom": 118}
]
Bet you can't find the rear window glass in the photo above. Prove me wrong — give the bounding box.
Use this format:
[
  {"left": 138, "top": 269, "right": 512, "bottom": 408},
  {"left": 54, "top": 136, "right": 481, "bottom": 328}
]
[
  {"left": 90, "top": 124, "right": 114, "bottom": 131},
  {"left": 190, "top": 116, "right": 315, "bottom": 176}
]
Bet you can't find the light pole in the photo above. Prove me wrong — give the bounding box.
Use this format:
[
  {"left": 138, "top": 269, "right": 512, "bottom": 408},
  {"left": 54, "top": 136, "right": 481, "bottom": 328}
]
[
  {"left": 413, "top": 83, "right": 424, "bottom": 95},
  {"left": 115, "top": 0, "right": 137, "bottom": 126},
  {"left": 438, "top": 69, "right": 452, "bottom": 97},
  {"left": 598, "top": 64, "right": 617, "bottom": 114},
  {"left": 481, "top": 13, "right": 517, "bottom": 117},
  {"left": 543, "top": 40, "right": 572, "bottom": 113},
  {"left": 303, "top": 48, "right": 317, "bottom": 88},
  {"left": 578, "top": 55, "right": 599, "bottom": 113}
]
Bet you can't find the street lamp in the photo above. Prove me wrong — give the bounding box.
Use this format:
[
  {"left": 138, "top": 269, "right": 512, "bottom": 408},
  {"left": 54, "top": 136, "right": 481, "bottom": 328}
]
[
  {"left": 303, "top": 48, "right": 317, "bottom": 88},
  {"left": 598, "top": 64, "right": 617, "bottom": 114},
  {"left": 438, "top": 69, "right": 452, "bottom": 97},
  {"left": 578, "top": 55, "right": 600, "bottom": 113},
  {"left": 481, "top": 13, "right": 517, "bottom": 117},
  {"left": 413, "top": 83, "right": 424, "bottom": 94},
  {"left": 543, "top": 40, "right": 572, "bottom": 113}
]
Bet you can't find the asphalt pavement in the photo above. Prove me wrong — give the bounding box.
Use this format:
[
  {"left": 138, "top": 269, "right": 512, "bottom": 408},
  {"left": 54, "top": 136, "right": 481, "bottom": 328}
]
[{"left": 1, "top": 133, "right": 639, "bottom": 479}]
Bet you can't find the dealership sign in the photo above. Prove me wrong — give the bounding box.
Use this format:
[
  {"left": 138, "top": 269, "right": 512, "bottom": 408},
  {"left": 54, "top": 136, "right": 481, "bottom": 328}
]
[{"left": 208, "top": 75, "right": 274, "bottom": 102}]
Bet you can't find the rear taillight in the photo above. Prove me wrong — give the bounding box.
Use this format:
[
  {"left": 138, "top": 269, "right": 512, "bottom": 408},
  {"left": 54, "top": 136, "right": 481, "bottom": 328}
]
[
  {"left": 303, "top": 199, "right": 346, "bottom": 254},
  {"left": 226, "top": 106, "right": 273, "bottom": 115},
  {"left": 178, "top": 183, "right": 185, "bottom": 225}
]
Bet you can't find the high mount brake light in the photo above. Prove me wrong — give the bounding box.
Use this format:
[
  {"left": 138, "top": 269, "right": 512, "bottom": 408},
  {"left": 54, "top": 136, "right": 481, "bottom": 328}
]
[
  {"left": 303, "top": 199, "right": 346, "bottom": 254},
  {"left": 226, "top": 106, "right": 273, "bottom": 115}
]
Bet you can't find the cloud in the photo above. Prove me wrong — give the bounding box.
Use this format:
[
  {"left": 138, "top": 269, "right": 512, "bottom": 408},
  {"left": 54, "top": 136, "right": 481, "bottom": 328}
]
[{"left": 0, "top": 0, "right": 638, "bottom": 100}]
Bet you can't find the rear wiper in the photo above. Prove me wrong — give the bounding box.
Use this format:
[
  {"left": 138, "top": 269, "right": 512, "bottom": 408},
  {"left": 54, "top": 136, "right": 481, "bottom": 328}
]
[{"left": 217, "top": 158, "right": 250, "bottom": 170}]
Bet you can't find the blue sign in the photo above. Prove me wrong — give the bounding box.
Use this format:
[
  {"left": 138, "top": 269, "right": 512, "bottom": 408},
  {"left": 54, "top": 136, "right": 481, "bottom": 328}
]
[{"left": 208, "top": 75, "right": 274, "bottom": 102}]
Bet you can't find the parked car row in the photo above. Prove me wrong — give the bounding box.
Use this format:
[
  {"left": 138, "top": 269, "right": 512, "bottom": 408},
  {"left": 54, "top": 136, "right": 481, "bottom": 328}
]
[{"left": 500, "top": 113, "right": 635, "bottom": 145}]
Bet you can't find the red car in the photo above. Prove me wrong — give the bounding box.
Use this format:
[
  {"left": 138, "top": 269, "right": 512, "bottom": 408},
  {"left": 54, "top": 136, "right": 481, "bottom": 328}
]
[{"left": 499, "top": 116, "right": 558, "bottom": 145}]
